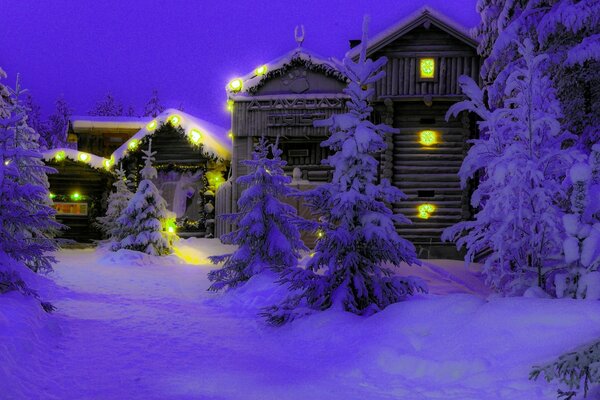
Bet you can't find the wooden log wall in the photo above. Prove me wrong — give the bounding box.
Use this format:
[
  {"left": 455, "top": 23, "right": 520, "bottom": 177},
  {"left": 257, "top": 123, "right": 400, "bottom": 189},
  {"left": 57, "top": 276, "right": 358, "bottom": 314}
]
[{"left": 381, "top": 101, "right": 472, "bottom": 245}]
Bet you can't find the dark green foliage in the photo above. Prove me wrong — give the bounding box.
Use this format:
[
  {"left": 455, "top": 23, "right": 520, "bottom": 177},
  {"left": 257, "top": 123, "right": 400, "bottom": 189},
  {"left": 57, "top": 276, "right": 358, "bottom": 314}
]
[{"left": 530, "top": 339, "right": 600, "bottom": 399}]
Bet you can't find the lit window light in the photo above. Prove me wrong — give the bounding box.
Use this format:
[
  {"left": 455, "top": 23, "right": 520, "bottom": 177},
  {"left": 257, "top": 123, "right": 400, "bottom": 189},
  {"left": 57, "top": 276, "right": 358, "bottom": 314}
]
[
  {"left": 419, "top": 130, "right": 438, "bottom": 146},
  {"left": 417, "top": 203, "right": 436, "bottom": 219}
]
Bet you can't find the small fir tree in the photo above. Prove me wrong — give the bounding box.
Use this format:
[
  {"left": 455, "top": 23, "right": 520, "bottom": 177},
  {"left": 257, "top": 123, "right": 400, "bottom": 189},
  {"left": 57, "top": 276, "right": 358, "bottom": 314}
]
[
  {"left": 442, "top": 40, "right": 577, "bottom": 295},
  {"left": 208, "top": 137, "right": 307, "bottom": 291},
  {"left": 143, "top": 89, "right": 165, "bottom": 117},
  {"left": 2, "top": 75, "right": 62, "bottom": 273},
  {"left": 90, "top": 92, "right": 123, "bottom": 116},
  {"left": 47, "top": 96, "right": 71, "bottom": 148},
  {"left": 111, "top": 140, "right": 172, "bottom": 256},
  {"left": 264, "top": 18, "right": 425, "bottom": 325},
  {"left": 96, "top": 167, "right": 133, "bottom": 240}
]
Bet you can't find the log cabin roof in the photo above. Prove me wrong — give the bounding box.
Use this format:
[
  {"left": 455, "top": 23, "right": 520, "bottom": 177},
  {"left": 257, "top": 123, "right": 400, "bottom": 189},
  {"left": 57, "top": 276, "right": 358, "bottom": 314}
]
[
  {"left": 70, "top": 115, "right": 151, "bottom": 135},
  {"left": 226, "top": 47, "right": 346, "bottom": 98},
  {"left": 43, "top": 108, "right": 232, "bottom": 169},
  {"left": 346, "top": 6, "right": 478, "bottom": 60}
]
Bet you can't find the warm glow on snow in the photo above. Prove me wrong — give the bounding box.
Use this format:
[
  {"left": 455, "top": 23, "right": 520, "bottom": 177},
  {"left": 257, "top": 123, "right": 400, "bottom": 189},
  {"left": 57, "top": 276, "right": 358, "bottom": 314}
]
[
  {"left": 255, "top": 65, "right": 268, "bottom": 76},
  {"left": 419, "top": 130, "right": 438, "bottom": 146},
  {"left": 228, "top": 78, "right": 243, "bottom": 92},
  {"left": 169, "top": 115, "right": 181, "bottom": 125},
  {"left": 146, "top": 120, "right": 157, "bottom": 131},
  {"left": 420, "top": 58, "right": 435, "bottom": 78},
  {"left": 128, "top": 139, "right": 139, "bottom": 150},
  {"left": 55, "top": 150, "right": 66, "bottom": 161},
  {"left": 417, "top": 203, "right": 436, "bottom": 219},
  {"left": 189, "top": 129, "right": 202, "bottom": 144},
  {"left": 78, "top": 153, "right": 90, "bottom": 162}
]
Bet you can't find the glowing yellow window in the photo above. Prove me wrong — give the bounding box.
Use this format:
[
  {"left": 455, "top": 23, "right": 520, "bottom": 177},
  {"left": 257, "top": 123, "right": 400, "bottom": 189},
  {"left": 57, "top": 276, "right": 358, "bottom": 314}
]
[
  {"left": 417, "top": 203, "right": 436, "bottom": 219},
  {"left": 419, "top": 130, "right": 438, "bottom": 146},
  {"left": 419, "top": 58, "right": 435, "bottom": 79}
]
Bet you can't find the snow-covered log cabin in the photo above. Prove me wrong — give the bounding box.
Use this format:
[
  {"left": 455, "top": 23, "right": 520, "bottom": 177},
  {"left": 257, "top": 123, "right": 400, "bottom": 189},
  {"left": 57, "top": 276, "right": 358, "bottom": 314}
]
[
  {"left": 216, "top": 7, "right": 481, "bottom": 257},
  {"left": 44, "top": 109, "right": 231, "bottom": 241}
]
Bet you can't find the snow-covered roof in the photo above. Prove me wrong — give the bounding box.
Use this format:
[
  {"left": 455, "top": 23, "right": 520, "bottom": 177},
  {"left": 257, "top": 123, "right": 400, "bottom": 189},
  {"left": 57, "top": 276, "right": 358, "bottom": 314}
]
[
  {"left": 43, "top": 108, "right": 231, "bottom": 171},
  {"left": 111, "top": 108, "right": 231, "bottom": 162},
  {"left": 71, "top": 115, "right": 151, "bottom": 131},
  {"left": 42, "top": 147, "right": 111, "bottom": 170},
  {"left": 226, "top": 47, "right": 346, "bottom": 98},
  {"left": 346, "top": 6, "right": 478, "bottom": 60}
]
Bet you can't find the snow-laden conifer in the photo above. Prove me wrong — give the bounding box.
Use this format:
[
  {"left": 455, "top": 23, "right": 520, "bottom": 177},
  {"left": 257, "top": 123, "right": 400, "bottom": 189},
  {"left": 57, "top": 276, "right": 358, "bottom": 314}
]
[
  {"left": 443, "top": 40, "right": 577, "bottom": 295},
  {"left": 96, "top": 167, "right": 133, "bottom": 240},
  {"left": 1, "top": 74, "right": 62, "bottom": 273},
  {"left": 111, "top": 140, "right": 172, "bottom": 256},
  {"left": 208, "top": 137, "right": 307, "bottom": 291},
  {"left": 264, "top": 17, "right": 425, "bottom": 325},
  {"left": 143, "top": 89, "right": 165, "bottom": 118}
]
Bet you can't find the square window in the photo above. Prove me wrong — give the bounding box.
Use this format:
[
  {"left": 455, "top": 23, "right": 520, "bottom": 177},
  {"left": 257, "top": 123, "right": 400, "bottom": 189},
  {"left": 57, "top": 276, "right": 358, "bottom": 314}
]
[{"left": 420, "top": 58, "right": 435, "bottom": 79}]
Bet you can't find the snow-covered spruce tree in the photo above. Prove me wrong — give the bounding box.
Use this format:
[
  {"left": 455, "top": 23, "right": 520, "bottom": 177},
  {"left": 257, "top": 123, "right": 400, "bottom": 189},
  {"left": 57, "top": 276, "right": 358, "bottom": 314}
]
[
  {"left": 208, "top": 137, "right": 307, "bottom": 291},
  {"left": 111, "top": 140, "right": 173, "bottom": 255},
  {"left": 23, "top": 93, "right": 50, "bottom": 150},
  {"left": 556, "top": 146, "right": 600, "bottom": 299},
  {"left": 96, "top": 167, "right": 133, "bottom": 240},
  {"left": 442, "top": 40, "right": 577, "bottom": 295},
  {"left": 90, "top": 92, "right": 123, "bottom": 117},
  {"left": 47, "top": 96, "right": 71, "bottom": 149},
  {"left": 530, "top": 338, "right": 600, "bottom": 400},
  {"left": 476, "top": 0, "right": 599, "bottom": 146},
  {"left": 2, "top": 75, "right": 62, "bottom": 274},
  {"left": 143, "top": 89, "right": 165, "bottom": 118},
  {"left": 263, "top": 18, "right": 425, "bottom": 325}
]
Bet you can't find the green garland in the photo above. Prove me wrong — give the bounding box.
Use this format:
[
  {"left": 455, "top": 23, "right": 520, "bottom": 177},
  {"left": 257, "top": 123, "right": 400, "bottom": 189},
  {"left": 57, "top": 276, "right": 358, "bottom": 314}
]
[{"left": 246, "top": 56, "right": 347, "bottom": 95}]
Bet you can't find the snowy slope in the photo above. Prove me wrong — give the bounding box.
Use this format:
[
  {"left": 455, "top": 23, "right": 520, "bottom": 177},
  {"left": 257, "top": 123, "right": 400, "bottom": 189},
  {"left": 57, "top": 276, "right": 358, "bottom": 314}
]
[{"left": 2, "top": 239, "right": 599, "bottom": 399}]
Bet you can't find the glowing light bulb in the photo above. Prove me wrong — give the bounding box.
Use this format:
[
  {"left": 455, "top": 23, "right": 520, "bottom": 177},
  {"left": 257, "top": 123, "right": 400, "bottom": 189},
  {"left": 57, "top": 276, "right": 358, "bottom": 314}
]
[
  {"left": 55, "top": 151, "right": 66, "bottom": 161},
  {"left": 189, "top": 129, "right": 202, "bottom": 144},
  {"left": 78, "top": 153, "right": 90, "bottom": 162},
  {"left": 71, "top": 192, "right": 81, "bottom": 201},
  {"left": 255, "top": 65, "right": 268, "bottom": 76},
  {"left": 103, "top": 159, "right": 112, "bottom": 169},
  {"left": 169, "top": 115, "right": 181, "bottom": 125},
  {"left": 316, "top": 229, "right": 324, "bottom": 238},
  {"left": 417, "top": 203, "right": 436, "bottom": 219},
  {"left": 419, "top": 130, "right": 438, "bottom": 146},
  {"left": 49, "top": 193, "right": 55, "bottom": 199},
  {"left": 4, "top": 159, "right": 10, "bottom": 166},
  {"left": 128, "top": 139, "right": 139, "bottom": 150},
  {"left": 226, "top": 100, "right": 234, "bottom": 112},
  {"left": 228, "top": 78, "right": 243, "bottom": 92},
  {"left": 228, "top": 131, "right": 234, "bottom": 139},
  {"left": 147, "top": 120, "right": 157, "bottom": 131}
]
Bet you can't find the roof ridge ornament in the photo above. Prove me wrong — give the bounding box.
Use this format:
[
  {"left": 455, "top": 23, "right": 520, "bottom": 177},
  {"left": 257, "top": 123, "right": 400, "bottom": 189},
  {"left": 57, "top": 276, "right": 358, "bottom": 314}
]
[{"left": 294, "top": 25, "right": 305, "bottom": 47}]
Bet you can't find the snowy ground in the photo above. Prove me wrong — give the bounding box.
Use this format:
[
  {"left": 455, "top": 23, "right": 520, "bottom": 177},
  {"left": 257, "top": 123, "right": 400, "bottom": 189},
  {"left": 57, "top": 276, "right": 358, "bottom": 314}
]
[{"left": 2, "top": 238, "right": 600, "bottom": 400}]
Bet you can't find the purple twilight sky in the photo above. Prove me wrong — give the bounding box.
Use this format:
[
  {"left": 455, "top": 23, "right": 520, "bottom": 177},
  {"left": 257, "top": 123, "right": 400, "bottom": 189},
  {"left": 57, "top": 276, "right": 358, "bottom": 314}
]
[{"left": 0, "top": 0, "right": 479, "bottom": 129}]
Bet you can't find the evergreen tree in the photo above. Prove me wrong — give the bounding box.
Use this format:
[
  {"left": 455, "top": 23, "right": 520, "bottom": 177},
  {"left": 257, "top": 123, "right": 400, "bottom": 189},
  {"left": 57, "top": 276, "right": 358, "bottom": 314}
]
[
  {"left": 47, "top": 96, "right": 71, "bottom": 148},
  {"left": 208, "top": 137, "right": 307, "bottom": 291},
  {"left": 22, "top": 93, "right": 50, "bottom": 150},
  {"left": 0, "top": 72, "right": 61, "bottom": 274},
  {"left": 264, "top": 18, "right": 425, "bottom": 325},
  {"left": 143, "top": 89, "right": 165, "bottom": 117},
  {"left": 111, "top": 140, "right": 172, "bottom": 256},
  {"left": 125, "top": 105, "right": 137, "bottom": 117},
  {"left": 442, "top": 40, "right": 577, "bottom": 295},
  {"left": 96, "top": 167, "right": 133, "bottom": 240},
  {"left": 90, "top": 92, "right": 124, "bottom": 116}
]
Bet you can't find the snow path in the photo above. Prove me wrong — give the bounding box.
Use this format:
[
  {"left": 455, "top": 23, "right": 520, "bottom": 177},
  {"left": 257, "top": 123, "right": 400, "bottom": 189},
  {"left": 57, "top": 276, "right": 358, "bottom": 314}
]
[{"left": 4, "top": 239, "right": 600, "bottom": 399}]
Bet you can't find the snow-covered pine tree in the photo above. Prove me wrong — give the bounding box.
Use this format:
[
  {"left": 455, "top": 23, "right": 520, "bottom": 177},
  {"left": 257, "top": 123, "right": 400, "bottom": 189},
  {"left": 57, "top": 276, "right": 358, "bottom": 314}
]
[
  {"left": 143, "top": 89, "right": 165, "bottom": 117},
  {"left": 47, "top": 96, "right": 71, "bottom": 149},
  {"left": 111, "top": 140, "right": 172, "bottom": 256},
  {"left": 23, "top": 93, "right": 50, "bottom": 150},
  {"left": 264, "top": 17, "right": 425, "bottom": 325},
  {"left": 90, "top": 92, "right": 123, "bottom": 116},
  {"left": 208, "top": 137, "right": 307, "bottom": 291},
  {"left": 442, "top": 39, "right": 577, "bottom": 295},
  {"left": 1, "top": 75, "right": 62, "bottom": 274},
  {"left": 96, "top": 167, "right": 133, "bottom": 240}
]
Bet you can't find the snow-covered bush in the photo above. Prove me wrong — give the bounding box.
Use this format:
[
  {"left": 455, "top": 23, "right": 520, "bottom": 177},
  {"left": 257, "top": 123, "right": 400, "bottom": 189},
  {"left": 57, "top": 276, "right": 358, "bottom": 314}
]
[
  {"left": 111, "top": 140, "right": 173, "bottom": 256},
  {"left": 442, "top": 40, "right": 577, "bottom": 295},
  {"left": 530, "top": 339, "right": 600, "bottom": 399},
  {"left": 208, "top": 137, "right": 306, "bottom": 291},
  {"left": 96, "top": 167, "right": 133, "bottom": 240},
  {"left": 263, "top": 18, "right": 425, "bottom": 325},
  {"left": 0, "top": 72, "right": 61, "bottom": 274}
]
